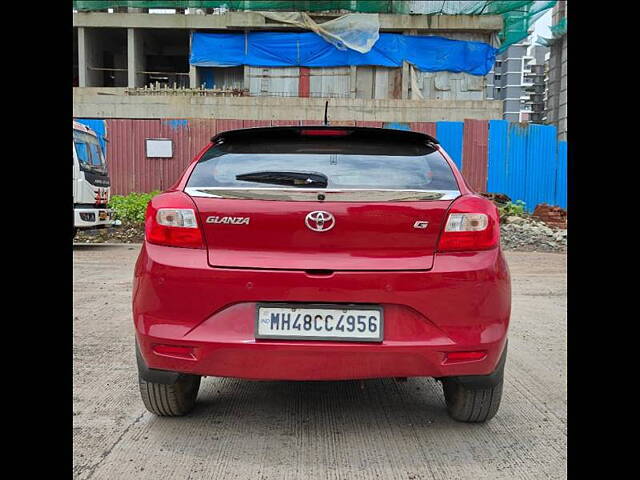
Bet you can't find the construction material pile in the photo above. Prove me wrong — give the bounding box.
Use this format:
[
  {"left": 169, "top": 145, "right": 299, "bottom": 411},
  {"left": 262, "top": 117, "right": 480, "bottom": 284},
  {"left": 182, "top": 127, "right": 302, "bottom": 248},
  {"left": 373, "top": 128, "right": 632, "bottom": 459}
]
[
  {"left": 500, "top": 217, "right": 566, "bottom": 253},
  {"left": 532, "top": 203, "right": 567, "bottom": 229}
]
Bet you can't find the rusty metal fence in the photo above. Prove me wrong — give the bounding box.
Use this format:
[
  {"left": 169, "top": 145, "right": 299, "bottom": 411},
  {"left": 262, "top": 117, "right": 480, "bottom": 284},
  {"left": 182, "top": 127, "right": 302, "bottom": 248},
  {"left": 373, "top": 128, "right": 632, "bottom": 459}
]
[{"left": 75, "top": 117, "right": 567, "bottom": 210}]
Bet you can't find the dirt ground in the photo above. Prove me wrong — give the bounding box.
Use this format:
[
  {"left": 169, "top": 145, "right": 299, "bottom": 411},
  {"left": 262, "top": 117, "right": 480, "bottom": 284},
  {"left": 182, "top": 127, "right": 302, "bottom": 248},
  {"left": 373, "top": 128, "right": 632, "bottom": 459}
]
[{"left": 73, "top": 245, "right": 566, "bottom": 480}]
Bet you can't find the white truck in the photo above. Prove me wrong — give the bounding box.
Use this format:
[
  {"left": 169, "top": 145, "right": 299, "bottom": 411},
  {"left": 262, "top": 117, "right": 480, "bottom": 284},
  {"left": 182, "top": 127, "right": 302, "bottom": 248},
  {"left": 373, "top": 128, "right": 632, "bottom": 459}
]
[{"left": 73, "top": 121, "right": 117, "bottom": 237}]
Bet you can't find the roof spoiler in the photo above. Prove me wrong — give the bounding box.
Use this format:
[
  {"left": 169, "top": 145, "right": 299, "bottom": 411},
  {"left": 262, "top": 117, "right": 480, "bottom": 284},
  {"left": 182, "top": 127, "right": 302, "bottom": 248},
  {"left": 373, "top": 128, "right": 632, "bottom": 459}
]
[{"left": 210, "top": 125, "right": 439, "bottom": 145}]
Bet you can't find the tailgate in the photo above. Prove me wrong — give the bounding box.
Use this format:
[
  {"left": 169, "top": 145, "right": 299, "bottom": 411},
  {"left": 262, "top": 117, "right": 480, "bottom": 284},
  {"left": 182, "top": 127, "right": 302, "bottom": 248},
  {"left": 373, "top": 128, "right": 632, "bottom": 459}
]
[{"left": 191, "top": 196, "right": 452, "bottom": 270}]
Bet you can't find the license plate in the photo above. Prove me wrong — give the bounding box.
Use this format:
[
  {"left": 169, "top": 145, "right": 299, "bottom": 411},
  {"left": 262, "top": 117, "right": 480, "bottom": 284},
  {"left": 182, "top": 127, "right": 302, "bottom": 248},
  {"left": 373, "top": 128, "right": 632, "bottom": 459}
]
[
  {"left": 98, "top": 210, "right": 108, "bottom": 220},
  {"left": 256, "top": 303, "right": 383, "bottom": 342}
]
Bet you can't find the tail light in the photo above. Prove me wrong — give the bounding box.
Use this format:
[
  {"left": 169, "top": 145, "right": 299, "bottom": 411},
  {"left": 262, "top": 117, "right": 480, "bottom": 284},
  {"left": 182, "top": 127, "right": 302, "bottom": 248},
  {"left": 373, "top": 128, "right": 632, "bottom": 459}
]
[
  {"left": 145, "top": 191, "right": 204, "bottom": 249},
  {"left": 438, "top": 195, "right": 499, "bottom": 252}
]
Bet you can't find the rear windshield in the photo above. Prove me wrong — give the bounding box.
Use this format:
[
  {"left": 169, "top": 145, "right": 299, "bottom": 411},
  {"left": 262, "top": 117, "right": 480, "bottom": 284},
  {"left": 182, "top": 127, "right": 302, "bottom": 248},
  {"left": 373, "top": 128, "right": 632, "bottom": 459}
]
[{"left": 187, "top": 133, "right": 459, "bottom": 191}]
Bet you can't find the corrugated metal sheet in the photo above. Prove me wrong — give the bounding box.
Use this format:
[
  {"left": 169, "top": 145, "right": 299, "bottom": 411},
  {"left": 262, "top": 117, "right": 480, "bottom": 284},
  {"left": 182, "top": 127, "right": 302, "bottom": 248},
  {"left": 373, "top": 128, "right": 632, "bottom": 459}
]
[
  {"left": 272, "top": 120, "right": 302, "bottom": 126},
  {"left": 355, "top": 66, "right": 374, "bottom": 99},
  {"left": 523, "top": 124, "right": 557, "bottom": 212},
  {"left": 242, "top": 120, "right": 272, "bottom": 128},
  {"left": 188, "top": 118, "right": 218, "bottom": 150},
  {"left": 487, "top": 120, "right": 563, "bottom": 212},
  {"left": 299, "top": 67, "right": 310, "bottom": 97},
  {"left": 309, "top": 67, "right": 351, "bottom": 98},
  {"left": 216, "top": 119, "right": 244, "bottom": 133},
  {"left": 504, "top": 123, "right": 528, "bottom": 206},
  {"left": 410, "top": 122, "right": 437, "bottom": 137},
  {"left": 105, "top": 119, "right": 218, "bottom": 195},
  {"left": 101, "top": 118, "right": 567, "bottom": 211},
  {"left": 555, "top": 141, "right": 567, "bottom": 208},
  {"left": 248, "top": 66, "right": 299, "bottom": 97},
  {"left": 436, "top": 121, "right": 464, "bottom": 169},
  {"left": 462, "top": 119, "right": 489, "bottom": 192},
  {"left": 384, "top": 122, "right": 411, "bottom": 130},
  {"left": 356, "top": 121, "right": 384, "bottom": 128},
  {"left": 353, "top": 66, "right": 403, "bottom": 99},
  {"left": 487, "top": 120, "right": 508, "bottom": 194},
  {"left": 329, "top": 120, "right": 356, "bottom": 126},
  {"left": 374, "top": 67, "right": 390, "bottom": 99}
]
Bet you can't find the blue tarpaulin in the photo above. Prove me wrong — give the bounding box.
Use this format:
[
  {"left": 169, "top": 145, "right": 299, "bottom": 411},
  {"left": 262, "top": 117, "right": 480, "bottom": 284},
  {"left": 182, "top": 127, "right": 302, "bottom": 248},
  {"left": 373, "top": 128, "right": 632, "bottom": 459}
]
[{"left": 190, "top": 32, "right": 496, "bottom": 75}]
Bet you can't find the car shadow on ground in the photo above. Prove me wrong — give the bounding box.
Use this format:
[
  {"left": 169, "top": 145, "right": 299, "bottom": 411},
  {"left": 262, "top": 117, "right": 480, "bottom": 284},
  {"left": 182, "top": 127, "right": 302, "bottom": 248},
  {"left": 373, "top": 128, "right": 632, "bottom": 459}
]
[{"left": 144, "top": 377, "right": 461, "bottom": 432}]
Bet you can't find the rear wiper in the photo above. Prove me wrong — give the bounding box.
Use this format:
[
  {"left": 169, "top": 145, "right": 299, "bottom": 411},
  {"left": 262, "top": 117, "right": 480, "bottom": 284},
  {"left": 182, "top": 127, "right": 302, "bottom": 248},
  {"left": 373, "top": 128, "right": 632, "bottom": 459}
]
[{"left": 235, "top": 171, "right": 328, "bottom": 188}]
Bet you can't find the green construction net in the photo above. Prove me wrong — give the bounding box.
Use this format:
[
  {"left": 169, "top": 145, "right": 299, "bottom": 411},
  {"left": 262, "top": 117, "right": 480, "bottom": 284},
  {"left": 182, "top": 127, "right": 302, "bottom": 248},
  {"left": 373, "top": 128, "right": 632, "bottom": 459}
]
[
  {"left": 537, "top": 16, "right": 566, "bottom": 46},
  {"left": 550, "top": 17, "right": 567, "bottom": 36},
  {"left": 73, "top": 1, "right": 557, "bottom": 51}
]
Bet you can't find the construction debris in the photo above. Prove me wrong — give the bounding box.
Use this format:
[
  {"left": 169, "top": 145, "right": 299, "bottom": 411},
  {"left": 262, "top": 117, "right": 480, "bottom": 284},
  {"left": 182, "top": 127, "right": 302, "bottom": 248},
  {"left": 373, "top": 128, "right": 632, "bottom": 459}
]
[
  {"left": 532, "top": 203, "right": 567, "bottom": 229},
  {"left": 479, "top": 192, "right": 512, "bottom": 206},
  {"left": 501, "top": 218, "right": 566, "bottom": 253}
]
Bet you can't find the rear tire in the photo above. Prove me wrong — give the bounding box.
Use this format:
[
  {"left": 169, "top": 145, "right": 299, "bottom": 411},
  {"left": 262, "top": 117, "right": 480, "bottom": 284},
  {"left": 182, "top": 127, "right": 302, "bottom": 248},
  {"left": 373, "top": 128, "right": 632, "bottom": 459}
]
[
  {"left": 441, "top": 344, "right": 507, "bottom": 423},
  {"left": 138, "top": 374, "right": 201, "bottom": 416},
  {"left": 442, "top": 377, "right": 503, "bottom": 423}
]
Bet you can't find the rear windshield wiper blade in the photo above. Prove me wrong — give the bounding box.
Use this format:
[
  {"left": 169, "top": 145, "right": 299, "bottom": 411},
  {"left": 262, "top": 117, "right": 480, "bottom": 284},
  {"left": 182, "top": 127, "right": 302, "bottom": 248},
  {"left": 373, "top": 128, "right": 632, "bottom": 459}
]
[{"left": 235, "top": 171, "right": 328, "bottom": 188}]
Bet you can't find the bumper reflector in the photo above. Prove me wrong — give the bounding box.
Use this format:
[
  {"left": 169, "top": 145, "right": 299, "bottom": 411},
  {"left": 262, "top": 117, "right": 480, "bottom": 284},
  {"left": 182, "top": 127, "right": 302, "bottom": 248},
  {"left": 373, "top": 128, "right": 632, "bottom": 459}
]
[
  {"left": 444, "top": 351, "right": 487, "bottom": 364},
  {"left": 152, "top": 344, "right": 195, "bottom": 359}
]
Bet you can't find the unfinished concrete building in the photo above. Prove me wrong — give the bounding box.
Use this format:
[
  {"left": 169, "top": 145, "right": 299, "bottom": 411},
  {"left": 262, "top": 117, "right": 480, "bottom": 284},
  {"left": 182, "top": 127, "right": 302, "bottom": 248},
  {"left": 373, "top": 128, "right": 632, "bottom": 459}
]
[
  {"left": 545, "top": 1, "right": 567, "bottom": 140},
  {"left": 73, "top": 4, "right": 507, "bottom": 122}
]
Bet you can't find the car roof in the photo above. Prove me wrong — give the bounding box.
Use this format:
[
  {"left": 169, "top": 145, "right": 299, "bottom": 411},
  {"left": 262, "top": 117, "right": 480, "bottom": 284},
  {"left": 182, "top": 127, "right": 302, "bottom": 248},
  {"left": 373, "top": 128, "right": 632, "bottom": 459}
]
[{"left": 211, "top": 125, "right": 439, "bottom": 145}]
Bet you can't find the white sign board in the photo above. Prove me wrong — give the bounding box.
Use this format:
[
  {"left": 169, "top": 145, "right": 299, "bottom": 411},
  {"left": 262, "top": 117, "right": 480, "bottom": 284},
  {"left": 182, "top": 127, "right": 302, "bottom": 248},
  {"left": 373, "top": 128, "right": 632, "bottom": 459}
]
[{"left": 146, "top": 138, "right": 173, "bottom": 158}]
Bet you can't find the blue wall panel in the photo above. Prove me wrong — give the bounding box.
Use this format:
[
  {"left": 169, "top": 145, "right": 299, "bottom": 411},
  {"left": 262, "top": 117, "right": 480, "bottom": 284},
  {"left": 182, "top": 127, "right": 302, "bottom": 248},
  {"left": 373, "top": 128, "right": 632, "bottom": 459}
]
[
  {"left": 504, "top": 123, "right": 528, "bottom": 208},
  {"left": 383, "top": 122, "right": 411, "bottom": 131},
  {"left": 436, "top": 121, "right": 464, "bottom": 169},
  {"left": 485, "top": 121, "right": 564, "bottom": 212},
  {"left": 523, "top": 124, "right": 557, "bottom": 212},
  {"left": 487, "top": 120, "right": 508, "bottom": 194},
  {"left": 555, "top": 141, "right": 567, "bottom": 208}
]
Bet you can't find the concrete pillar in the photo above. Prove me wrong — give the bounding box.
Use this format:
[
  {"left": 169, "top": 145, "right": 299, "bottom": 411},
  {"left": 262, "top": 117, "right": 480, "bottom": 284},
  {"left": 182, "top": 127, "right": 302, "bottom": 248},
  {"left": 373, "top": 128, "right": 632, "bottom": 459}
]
[
  {"left": 78, "top": 27, "right": 101, "bottom": 87},
  {"left": 77, "top": 27, "right": 88, "bottom": 87},
  {"left": 127, "top": 28, "right": 144, "bottom": 88},
  {"left": 189, "top": 30, "right": 197, "bottom": 88}
]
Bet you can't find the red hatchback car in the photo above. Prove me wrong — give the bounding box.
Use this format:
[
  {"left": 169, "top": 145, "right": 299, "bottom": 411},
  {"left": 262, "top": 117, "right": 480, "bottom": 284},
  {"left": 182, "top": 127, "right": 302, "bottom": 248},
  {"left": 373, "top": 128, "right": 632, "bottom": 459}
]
[{"left": 133, "top": 126, "right": 511, "bottom": 422}]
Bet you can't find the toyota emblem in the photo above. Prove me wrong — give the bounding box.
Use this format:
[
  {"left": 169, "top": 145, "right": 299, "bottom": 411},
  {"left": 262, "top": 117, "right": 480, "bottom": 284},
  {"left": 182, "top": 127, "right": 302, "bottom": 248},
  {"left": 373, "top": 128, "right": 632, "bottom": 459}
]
[{"left": 305, "top": 211, "right": 335, "bottom": 232}]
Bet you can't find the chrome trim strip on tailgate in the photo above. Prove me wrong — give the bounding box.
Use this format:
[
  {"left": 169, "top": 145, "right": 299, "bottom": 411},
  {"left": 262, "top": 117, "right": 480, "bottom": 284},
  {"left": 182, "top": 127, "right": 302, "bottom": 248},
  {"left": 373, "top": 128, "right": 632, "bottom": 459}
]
[{"left": 185, "top": 187, "right": 460, "bottom": 202}]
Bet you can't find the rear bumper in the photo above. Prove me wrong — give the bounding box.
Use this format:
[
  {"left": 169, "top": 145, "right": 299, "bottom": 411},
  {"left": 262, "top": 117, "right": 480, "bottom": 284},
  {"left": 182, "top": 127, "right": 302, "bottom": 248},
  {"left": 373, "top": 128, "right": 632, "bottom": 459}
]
[
  {"left": 133, "top": 244, "right": 511, "bottom": 381},
  {"left": 74, "top": 207, "right": 116, "bottom": 228}
]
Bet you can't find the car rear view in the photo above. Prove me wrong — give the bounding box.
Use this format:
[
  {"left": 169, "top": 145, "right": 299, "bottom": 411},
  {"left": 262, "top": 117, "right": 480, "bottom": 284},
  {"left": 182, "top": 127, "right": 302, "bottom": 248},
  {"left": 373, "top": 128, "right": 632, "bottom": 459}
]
[{"left": 132, "top": 126, "right": 511, "bottom": 422}]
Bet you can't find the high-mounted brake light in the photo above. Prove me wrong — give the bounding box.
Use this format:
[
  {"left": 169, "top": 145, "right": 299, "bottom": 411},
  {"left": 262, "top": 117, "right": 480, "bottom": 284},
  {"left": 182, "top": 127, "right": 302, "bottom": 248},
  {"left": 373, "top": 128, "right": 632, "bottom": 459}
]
[
  {"left": 438, "top": 195, "right": 499, "bottom": 252},
  {"left": 145, "top": 192, "right": 204, "bottom": 249},
  {"left": 300, "top": 129, "right": 351, "bottom": 136}
]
